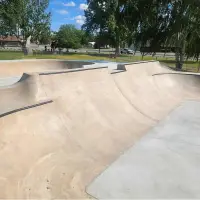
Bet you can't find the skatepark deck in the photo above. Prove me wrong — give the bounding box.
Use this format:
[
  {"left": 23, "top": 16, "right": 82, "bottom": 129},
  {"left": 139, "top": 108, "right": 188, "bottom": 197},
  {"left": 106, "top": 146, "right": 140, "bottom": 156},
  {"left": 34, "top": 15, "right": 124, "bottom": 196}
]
[{"left": 0, "top": 60, "right": 200, "bottom": 199}]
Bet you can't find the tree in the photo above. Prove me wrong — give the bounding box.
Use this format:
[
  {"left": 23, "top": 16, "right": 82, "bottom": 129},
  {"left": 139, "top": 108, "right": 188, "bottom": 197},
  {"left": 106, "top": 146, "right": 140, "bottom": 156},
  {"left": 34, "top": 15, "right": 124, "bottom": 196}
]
[
  {"left": 83, "top": 0, "right": 200, "bottom": 69},
  {"left": 127, "top": 0, "right": 200, "bottom": 70},
  {"left": 0, "top": 0, "right": 51, "bottom": 47},
  {"left": 94, "top": 30, "right": 116, "bottom": 49},
  {"left": 56, "top": 24, "right": 83, "bottom": 50},
  {"left": 80, "top": 31, "right": 95, "bottom": 47},
  {"left": 83, "top": 0, "right": 130, "bottom": 54}
]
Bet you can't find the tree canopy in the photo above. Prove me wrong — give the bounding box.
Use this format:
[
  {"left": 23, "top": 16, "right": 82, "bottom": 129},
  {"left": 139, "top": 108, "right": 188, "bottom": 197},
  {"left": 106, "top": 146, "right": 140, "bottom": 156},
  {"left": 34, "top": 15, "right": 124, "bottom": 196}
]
[
  {"left": 53, "top": 24, "right": 94, "bottom": 50},
  {"left": 1, "top": 0, "right": 200, "bottom": 68},
  {"left": 0, "top": 0, "right": 51, "bottom": 44},
  {"left": 83, "top": 0, "right": 200, "bottom": 69},
  {"left": 83, "top": 0, "right": 130, "bottom": 54}
]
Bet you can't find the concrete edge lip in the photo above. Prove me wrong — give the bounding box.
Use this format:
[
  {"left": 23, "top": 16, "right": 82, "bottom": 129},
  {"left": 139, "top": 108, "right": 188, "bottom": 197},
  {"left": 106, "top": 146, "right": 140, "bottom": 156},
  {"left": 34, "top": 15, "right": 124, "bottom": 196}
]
[
  {"left": 39, "top": 66, "right": 109, "bottom": 75},
  {"left": 0, "top": 59, "right": 96, "bottom": 63},
  {"left": 0, "top": 60, "right": 169, "bottom": 86}
]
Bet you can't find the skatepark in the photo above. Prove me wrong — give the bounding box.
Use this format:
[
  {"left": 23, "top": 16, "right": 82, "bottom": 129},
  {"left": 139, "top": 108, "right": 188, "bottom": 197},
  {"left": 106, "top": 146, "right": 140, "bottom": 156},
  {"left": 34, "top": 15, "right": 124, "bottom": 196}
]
[{"left": 1, "top": 59, "right": 200, "bottom": 199}]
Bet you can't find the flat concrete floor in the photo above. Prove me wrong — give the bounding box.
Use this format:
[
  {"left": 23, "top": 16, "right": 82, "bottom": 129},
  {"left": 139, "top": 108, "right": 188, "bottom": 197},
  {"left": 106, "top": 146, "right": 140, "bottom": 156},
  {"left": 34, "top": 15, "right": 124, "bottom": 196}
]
[{"left": 87, "top": 101, "right": 200, "bottom": 199}]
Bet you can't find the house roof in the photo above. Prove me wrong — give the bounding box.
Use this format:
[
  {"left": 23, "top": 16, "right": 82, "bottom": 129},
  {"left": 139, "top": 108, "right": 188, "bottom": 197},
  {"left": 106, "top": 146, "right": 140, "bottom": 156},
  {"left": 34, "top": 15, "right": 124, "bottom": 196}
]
[{"left": 0, "top": 36, "right": 21, "bottom": 42}]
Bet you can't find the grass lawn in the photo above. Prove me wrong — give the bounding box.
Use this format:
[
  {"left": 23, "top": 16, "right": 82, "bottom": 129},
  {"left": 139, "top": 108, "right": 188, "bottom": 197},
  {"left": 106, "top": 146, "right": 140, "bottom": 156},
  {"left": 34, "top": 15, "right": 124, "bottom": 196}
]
[
  {"left": 0, "top": 51, "right": 154, "bottom": 62},
  {"left": 0, "top": 51, "right": 24, "bottom": 60},
  {"left": 0, "top": 51, "right": 199, "bottom": 72}
]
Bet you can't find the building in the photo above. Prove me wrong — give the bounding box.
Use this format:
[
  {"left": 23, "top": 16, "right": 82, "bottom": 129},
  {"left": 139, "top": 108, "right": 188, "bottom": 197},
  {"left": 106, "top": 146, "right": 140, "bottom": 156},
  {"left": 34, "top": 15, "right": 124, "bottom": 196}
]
[{"left": 0, "top": 36, "right": 22, "bottom": 47}]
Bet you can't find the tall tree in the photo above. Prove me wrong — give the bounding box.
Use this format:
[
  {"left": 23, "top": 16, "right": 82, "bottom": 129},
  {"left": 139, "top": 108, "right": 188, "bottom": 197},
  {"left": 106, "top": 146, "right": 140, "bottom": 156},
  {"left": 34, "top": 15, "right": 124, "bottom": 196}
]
[
  {"left": 0, "top": 0, "right": 51, "bottom": 46},
  {"left": 56, "top": 24, "right": 83, "bottom": 50},
  {"left": 129, "top": 0, "right": 200, "bottom": 69},
  {"left": 83, "top": 0, "right": 130, "bottom": 54}
]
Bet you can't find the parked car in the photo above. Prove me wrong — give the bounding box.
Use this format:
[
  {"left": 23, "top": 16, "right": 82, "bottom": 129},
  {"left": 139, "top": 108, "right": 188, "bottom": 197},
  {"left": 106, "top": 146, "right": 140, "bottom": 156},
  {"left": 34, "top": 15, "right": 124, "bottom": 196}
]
[{"left": 121, "top": 48, "right": 134, "bottom": 54}]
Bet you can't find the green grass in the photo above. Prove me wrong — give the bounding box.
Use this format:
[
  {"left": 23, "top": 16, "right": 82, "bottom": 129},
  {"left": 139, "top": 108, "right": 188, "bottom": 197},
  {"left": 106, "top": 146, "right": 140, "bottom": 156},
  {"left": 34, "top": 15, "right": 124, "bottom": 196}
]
[
  {"left": 0, "top": 51, "right": 24, "bottom": 60},
  {"left": 158, "top": 58, "right": 200, "bottom": 72},
  {"left": 0, "top": 51, "right": 152, "bottom": 62},
  {"left": 0, "top": 51, "right": 200, "bottom": 72}
]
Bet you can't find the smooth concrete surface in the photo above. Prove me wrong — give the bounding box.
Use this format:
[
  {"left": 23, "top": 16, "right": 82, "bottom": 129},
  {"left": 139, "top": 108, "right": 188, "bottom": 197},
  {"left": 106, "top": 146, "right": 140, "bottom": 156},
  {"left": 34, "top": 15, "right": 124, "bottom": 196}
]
[
  {"left": 87, "top": 101, "right": 200, "bottom": 199},
  {"left": 0, "top": 75, "right": 21, "bottom": 87},
  {"left": 0, "top": 73, "right": 50, "bottom": 116},
  {"left": 0, "top": 59, "right": 94, "bottom": 77},
  {"left": 0, "top": 60, "right": 200, "bottom": 199}
]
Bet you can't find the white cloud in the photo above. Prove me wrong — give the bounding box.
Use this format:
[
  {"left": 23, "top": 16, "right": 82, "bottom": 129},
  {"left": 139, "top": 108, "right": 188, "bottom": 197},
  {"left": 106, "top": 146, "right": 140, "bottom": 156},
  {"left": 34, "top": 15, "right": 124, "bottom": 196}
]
[
  {"left": 56, "top": 9, "right": 68, "bottom": 15},
  {"left": 50, "top": 0, "right": 61, "bottom": 5},
  {"left": 74, "top": 15, "right": 86, "bottom": 25},
  {"left": 76, "top": 19, "right": 85, "bottom": 25},
  {"left": 74, "top": 15, "right": 85, "bottom": 20},
  {"left": 63, "top": 1, "right": 75, "bottom": 6},
  {"left": 79, "top": 3, "right": 88, "bottom": 10}
]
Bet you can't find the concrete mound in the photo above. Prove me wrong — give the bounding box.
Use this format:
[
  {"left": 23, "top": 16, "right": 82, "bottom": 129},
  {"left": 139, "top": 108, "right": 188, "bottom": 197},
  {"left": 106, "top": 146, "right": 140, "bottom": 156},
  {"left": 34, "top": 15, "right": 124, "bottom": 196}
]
[
  {"left": 0, "top": 60, "right": 200, "bottom": 199},
  {"left": 0, "top": 73, "right": 51, "bottom": 117}
]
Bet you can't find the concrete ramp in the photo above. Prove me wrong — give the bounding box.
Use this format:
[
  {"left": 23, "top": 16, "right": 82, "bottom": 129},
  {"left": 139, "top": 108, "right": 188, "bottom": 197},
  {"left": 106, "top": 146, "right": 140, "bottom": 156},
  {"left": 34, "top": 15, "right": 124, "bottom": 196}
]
[
  {"left": 0, "top": 73, "right": 51, "bottom": 117},
  {"left": 0, "top": 60, "right": 200, "bottom": 199},
  {"left": 112, "top": 62, "right": 200, "bottom": 120}
]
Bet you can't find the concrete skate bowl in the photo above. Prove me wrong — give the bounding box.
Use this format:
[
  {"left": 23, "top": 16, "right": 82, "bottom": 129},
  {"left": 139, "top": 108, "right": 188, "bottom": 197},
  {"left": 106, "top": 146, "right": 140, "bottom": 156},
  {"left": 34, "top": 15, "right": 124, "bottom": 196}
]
[
  {"left": 0, "top": 61, "right": 200, "bottom": 199},
  {"left": 0, "top": 59, "right": 94, "bottom": 77}
]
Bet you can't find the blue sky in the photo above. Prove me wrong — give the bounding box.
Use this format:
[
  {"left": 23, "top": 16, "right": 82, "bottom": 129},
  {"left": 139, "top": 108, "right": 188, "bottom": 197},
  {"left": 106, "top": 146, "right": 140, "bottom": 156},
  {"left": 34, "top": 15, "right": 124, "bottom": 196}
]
[{"left": 48, "top": 0, "right": 88, "bottom": 31}]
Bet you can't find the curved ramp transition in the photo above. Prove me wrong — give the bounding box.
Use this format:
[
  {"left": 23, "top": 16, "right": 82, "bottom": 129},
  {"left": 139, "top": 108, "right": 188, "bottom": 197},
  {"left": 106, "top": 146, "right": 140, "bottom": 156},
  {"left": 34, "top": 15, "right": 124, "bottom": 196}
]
[
  {"left": 0, "top": 61, "right": 200, "bottom": 199},
  {"left": 0, "top": 73, "right": 51, "bottom": 117}
]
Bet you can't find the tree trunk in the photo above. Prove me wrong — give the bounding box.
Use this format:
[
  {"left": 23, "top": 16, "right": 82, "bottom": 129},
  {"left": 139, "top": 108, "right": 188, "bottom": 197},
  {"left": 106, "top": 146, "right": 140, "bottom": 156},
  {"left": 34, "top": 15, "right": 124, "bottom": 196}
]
[
  {"left": 196, "top": 53, "right": 199, "bottom": 62},
  {"left": 115, "top": 30, "right": 120, "bottom": 56},
  {"left": 115, "top": 37, "right": 120, "bottom": 55},
  {"left": 115, "top": 44, "right": 120, "bottom": 55},
  {"left": 175, "top": 33, "right": 181, "bottom": 70},
  {"left": 198, "top": 61, "right": 200, "bottom": 72},
  {"left": 22, "top": 42, "right": 28, "bottom": 55},
  {"left": 180, "top": 49, "right": 184, "bottom": 69},
  {"left": 175, "top": 47, "right": 184, "bottom": 70},
  {"left": 142, "top": 52, "right": 145, "bottom": 60},
  {"left": 175, "top": 33, "right": 186, "bottom": 70},
  {"left": 175, "top": 47, "right": 181, "bottom": 70}
]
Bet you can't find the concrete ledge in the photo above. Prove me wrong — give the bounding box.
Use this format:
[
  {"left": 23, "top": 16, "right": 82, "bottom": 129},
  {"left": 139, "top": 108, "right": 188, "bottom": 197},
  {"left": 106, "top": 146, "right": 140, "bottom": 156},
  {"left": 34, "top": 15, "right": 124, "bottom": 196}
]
[
  {"left": 0, "top": 100, "right": 53, "bottom": 118},
  {"left": 117, "top": 64, "right": 126, "bottom": 71}
]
